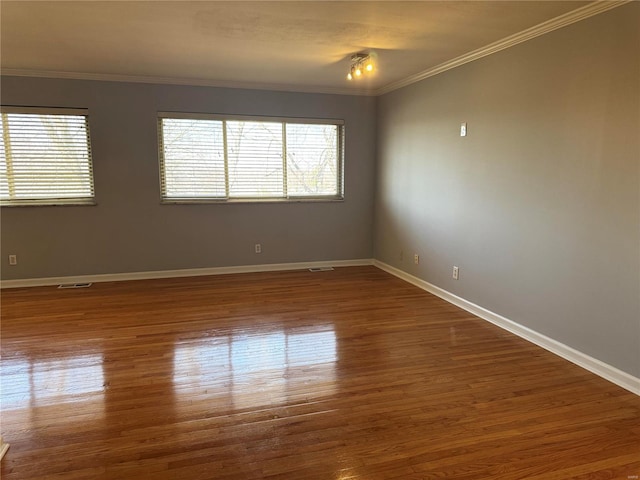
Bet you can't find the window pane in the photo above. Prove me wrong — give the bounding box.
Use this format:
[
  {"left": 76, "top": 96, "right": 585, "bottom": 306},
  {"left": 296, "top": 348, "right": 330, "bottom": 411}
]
[
  {"left": 286, "top": 124, "right": 338, "bottom": 196},
  {"left": 0, "top": 112, "right": 94, "bottom": 204},
  {"left": 227, "top": 121, "right": 283, "bottom": 198},
  {"left": 161, "top": 119, "right": 225, "bottom": 198}
]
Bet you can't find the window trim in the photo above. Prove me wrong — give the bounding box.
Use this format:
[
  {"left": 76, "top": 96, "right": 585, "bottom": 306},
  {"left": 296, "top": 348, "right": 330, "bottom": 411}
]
[
  {"left": 157, "top": 112, "right": 345, "bottom": 204},
  {"left": 0, "top": 106, "right": 96, "bottom": 207}
]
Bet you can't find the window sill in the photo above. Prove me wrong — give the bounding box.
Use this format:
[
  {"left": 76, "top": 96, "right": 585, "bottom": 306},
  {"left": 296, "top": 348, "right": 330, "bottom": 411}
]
[
  {"left": 0, "top": 199, "right": 97, "bottom": 207},
  {"left": 160, "top": 197, "right": 345, "bottom": 205}
]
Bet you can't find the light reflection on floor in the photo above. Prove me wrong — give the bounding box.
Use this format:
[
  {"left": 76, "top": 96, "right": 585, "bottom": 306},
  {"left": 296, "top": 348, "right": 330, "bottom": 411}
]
[
  {"left": 1, "top": 354, "right": 105, "bottom": 409},
  {"left": 173, "top": 327, "right": 337, "bottom": 410},
  {"left": 0, "top": 327, "right": 338, "bottom": 437},
  {"left": 1, "top": 354, "right": 106, "bottom": 432}
]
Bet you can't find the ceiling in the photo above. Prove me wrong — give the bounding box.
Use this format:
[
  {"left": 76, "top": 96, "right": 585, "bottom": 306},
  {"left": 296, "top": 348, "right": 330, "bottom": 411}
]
[{"left": 0, "top": 1, "right": 605, "bottom": 95}]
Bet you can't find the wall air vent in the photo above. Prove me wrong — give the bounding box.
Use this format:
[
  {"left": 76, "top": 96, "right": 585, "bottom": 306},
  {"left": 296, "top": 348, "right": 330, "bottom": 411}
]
[
  {"left": 57, "top": 283, "right": 93, "bottom": 289},
  {"left": 308, "top": 267, "right": 334, "bottom": 272}
]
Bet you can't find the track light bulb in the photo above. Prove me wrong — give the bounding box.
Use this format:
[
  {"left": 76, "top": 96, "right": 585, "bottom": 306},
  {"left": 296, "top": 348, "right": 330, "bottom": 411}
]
[
  {"left": 355, "top": 67, "right": 362, "bottom": 76},
  {"left": 347, "top": 72, "right": 353, "bottom": 80},
  {"left": 366, "top": 63, "right": 373, "bottom": 72}
]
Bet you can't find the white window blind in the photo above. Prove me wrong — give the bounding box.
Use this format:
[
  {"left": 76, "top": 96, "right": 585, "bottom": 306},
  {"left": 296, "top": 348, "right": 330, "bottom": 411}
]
[
  {"left": 160, "top": 118, "right": 226, "bottom": 198},
  {"left": 286, "top": 123, "right": 338, "bottom": 197},
  {"left": 227, "top": 121, "right": 284, "bottom": 197},
  {"left": 158, "top": 114, "right": 344, "bottom": 202},
  {"left": 0, "top": 107, "right": 95, "bottom": 206}
]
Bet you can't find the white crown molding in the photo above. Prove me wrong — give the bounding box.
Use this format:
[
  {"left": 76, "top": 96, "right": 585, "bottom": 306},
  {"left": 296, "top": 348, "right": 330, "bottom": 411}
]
[
  {"left": 0, "top": 68, "right": 375, "bottom": 97},
  {"left": 375, "top": 0, "right": 632, "bottom": 96},
  {"left": 0, "top": 258, "right": 374, "bottom": 289},
  {"left": 374, "top": 260, "right": 640, "bottom": 396}
]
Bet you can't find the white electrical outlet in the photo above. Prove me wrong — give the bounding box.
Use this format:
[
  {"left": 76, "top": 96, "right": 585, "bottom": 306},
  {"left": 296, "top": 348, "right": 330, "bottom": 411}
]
[
  {"left": 414, "top": 254, "right": 419, "bottom": 265},
  {"left": 453, "top": 266, "right": 459, "bottom": 280},
  {"left": 460, "top": 123, "right": 467, "bottom": 137},
  {"left": 8, "top": 255, "right": 17, "bottom": 265},
  {"left": 255, "top": 244, "right": 262, "bottom": 254}
]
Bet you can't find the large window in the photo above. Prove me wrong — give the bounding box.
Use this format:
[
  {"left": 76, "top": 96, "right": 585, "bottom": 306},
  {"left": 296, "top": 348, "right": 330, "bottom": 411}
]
[
  {"left": 0, "top": 107, "right": 95, "bottom": 206},
  {"left": 158, "top": 113, "right": 344, "bottom": 202}
]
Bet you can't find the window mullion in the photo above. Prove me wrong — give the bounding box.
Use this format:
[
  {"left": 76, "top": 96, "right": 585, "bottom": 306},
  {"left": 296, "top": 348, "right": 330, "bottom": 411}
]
[
  {"left": 1, "top": 113, "right": 16, "bottom": 199},
  {"left": 157, "top": 118, "right": 166, "bottom": 198},
  {"left": 223, "top": 120, "right": 230, "bottom": 199},
  {"left": 282, "top": 123, "right": 288, "bottom": 198},
  {"left": 338, "top": 125, "right": 344, "bottom": 196}
]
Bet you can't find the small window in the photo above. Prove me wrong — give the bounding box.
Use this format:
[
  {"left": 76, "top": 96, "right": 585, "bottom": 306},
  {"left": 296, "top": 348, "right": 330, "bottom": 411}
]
[
  {"left": 0, "top": 107, "right": 95, "bottom": 206},
  {"left": 158, "top": 113, "right": 344, "bottom": 202}
]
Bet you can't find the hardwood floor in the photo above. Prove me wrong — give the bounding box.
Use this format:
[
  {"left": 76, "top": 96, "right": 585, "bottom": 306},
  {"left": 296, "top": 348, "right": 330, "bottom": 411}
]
[{"left": 1, "top": 266, "right": 639, "bottom": 479}]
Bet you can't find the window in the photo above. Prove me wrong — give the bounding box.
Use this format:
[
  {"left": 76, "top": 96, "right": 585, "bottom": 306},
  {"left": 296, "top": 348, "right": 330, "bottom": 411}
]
[
  {"left": 0, "top": 107, "right": 95, "bottom": 206},
  {"left": 158, "top": 113, "right": 344, "bottom": 202}
]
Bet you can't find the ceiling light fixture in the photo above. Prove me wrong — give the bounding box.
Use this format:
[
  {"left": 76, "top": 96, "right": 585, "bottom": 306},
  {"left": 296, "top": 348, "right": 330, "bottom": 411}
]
[{"left": 347, "top": 53, "right": 374, "bottom": 81}]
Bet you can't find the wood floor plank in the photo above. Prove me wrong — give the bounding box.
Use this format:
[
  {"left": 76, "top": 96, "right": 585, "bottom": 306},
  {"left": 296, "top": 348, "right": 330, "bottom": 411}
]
[{"left": 1, "top": 266, "right": 639, "bottom": 479}]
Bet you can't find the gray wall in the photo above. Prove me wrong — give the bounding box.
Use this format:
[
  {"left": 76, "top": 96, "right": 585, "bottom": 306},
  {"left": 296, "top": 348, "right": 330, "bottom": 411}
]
[
  {"left": 0, "top": 78, "right": 376, "bottom": 279},
  {"left": 374, "top": 3, "right": 640, "bottom": 376}
]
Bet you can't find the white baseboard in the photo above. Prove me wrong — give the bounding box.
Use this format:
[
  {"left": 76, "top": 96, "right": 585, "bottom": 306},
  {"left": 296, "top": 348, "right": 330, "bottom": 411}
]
[
  {"left": 374, "top": 260, "right": 640, "bottom": 396},
  {"left": 0, "top": 258, "right": 374, "bottom": 289}
]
